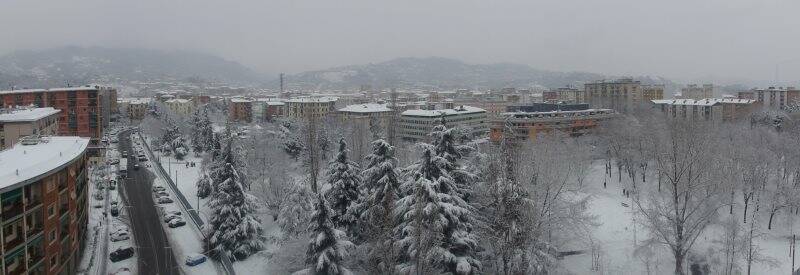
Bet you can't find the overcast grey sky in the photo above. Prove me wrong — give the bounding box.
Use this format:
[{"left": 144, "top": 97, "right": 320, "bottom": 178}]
[{"left": 2, "top": 0, "right": 799, "bottom": 84}]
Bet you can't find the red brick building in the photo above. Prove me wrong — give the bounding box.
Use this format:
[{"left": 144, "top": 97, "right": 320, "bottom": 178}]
[
  {"left": 228, "top": 98, "right": 252, "bottom": 123},
  {"left": 0, "top": 86, "right": 112, "bottom": 150},
  {"left": 0, "top": 136, "right": 90, "bottom": 275}
]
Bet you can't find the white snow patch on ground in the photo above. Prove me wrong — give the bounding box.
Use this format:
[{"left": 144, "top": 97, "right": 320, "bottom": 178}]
[{"left": 560, "top": 161, "right": 800, "bottom": 275}]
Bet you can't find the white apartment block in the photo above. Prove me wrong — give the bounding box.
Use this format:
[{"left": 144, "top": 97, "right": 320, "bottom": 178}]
[{"left": 398, "top": 105, "right": 487, "bottom": 141}]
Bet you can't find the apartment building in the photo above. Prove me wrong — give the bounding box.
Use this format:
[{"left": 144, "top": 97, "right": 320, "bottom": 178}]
[
  {"left": 164, "top": 98, "right": 194, "bottom": 116},
  {"left": 0, "top": 136, "right": 90, "bottom": 275},
  {"left": 117, "top": 98, "right": 152, "bottom": 120},
  {"left": 737, "top": 87, "right": 800, "bottom": 110},
  {"left": 252, "top": 99, "right": 286, "bottom": 122},
  {"left": 651, "top": 98, "right": 757, "bottom": 121},
  {"left": 398, "top": 105, "right": 487, "bottom": 141},
  {"left": 228, "top": 98, "right": 253, "bottom": 123},
  {"left": 543, "top": 87, "right": 586, "bottom": 104},
  {"left": 0, "top": 107, "right": 60, "bottom": 150},
  {"left": 584, "top": 78, "right": 664, "bottom": 110},
  {"left": 490, "top": 108, "right": 616, "bottom": 141},
  {"left": 285, "top": 97, "right": 338, "bottom": 119},
  {"left": 0, "top": 86, "right": 112, "bottom": 152},
  {"left": 337, "top": 103, "right": 394, "bottom": 133},
  {"left": 680, "top": 84, "right": 713, "bottom": 100}
]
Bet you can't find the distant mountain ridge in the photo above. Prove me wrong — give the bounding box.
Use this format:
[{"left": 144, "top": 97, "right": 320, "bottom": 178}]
[
  {"left": 278, "top": 57, "right": 671, "bottom": 90},
  {"left": 0, "top": 46, "right": 263, "bottom": 89}
]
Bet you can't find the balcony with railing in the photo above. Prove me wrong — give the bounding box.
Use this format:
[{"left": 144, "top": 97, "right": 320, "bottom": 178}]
[
  {"left": 3, "top": 218, "right": 25, "bottom": 252},
  {"left": 1, "top": 189, "right": 24, "bottom": 220},
  {"left": 3, "top": 246, "right": 26, "bottom": 275},
  {"left": 59, "top": 237, "right": 71, "bottom": 264},
  {"left": 59, "top": 215, "right": 70, "bottom": 240},
  {"left": 26, "top": 236, "right": 44, "bottom": 271},
  {"left": 23, "top": 185, "right": 42, "bottom": 210},
  {"left": 25, "top": 209, "right": 43, "bottom": 239}
]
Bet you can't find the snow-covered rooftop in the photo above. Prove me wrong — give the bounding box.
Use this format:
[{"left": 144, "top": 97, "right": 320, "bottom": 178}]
[
  {"left": 165, "top": 99, "right": 191, "bottom": 104},
  {"left": 0, "top": 86, "right": 99, "bottom": 95},
  {"left": 0, "top": 136, "right": 90, "bottom": 189},
  {"left": 0, "top": 107, "right": 60, "bottom": 122},
  {"left": 230, "top": 98, "right": 253, "bottom": 103},
  {"left": 118, "top": 98, "right": 152, "bottom": 105},
  {"left": 401, "top": 106, "right": 485, "bottom": 117},
  {"left": 286, "top": 96, "right": 338, "bottom": 103},
  {"left": 338, "top": 103, "right": 392, "bottom": 113},
  {"left": 651, "top": 98, "right": 757, "bottom": 106}
]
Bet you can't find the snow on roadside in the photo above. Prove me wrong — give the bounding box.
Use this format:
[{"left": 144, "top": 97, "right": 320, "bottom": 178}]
[{"left": 137, "top": 133, "right": 220, "bottom": 275}]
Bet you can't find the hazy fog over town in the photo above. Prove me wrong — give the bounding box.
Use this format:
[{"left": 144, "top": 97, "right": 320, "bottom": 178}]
[{"left": 2, "top": 1, "right": 800, "bottom": 275}]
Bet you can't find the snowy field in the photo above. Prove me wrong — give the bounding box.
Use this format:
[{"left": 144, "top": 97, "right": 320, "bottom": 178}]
[{"left": 560, "top": 161, "right": 799, "bottom": 275}]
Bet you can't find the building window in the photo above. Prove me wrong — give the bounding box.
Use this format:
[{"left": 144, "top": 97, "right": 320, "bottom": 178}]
[
  {"left": 49, "top": 230, "right": 56, "bottom": 244},
  {"left": 48, "top": 205, "right": 55, "bottom": 218},
  {"left": 50, "top": 255, "right": 58, "bottom": 269}
]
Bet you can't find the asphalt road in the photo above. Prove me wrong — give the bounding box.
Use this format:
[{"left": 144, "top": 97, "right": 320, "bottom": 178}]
[{"left": 117, "top": 129, "right": 179, "bottom": 275}]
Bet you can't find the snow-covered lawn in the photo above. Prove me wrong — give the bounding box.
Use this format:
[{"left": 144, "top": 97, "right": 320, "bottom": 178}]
[{"left": 561, "top": 161, "right": 800, "bottom": 275}]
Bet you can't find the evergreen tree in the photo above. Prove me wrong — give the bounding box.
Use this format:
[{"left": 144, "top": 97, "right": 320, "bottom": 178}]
[
  {"left": 352, "top": 139, "right": 400, "bottom": 271},
  {"left": 324, "top": 138, "right": 362, "bottom": 233},
  {"left": 205, "top": 138, "right": 264, "bottom": 261},
  {"left": 395, "top": 128, "right": 481, "bottom": 274},
  {"left": 300, "top": 194, "right": 354, "bottom": 275},
  {"left": 196, "top": 173, "right": 213, "bottom": 198},
  {"left": 430, "top": 120, "right": 476, "bottom": 201},
  {"left": 191, "top": 108, "right": 214, "bottom": 153}
]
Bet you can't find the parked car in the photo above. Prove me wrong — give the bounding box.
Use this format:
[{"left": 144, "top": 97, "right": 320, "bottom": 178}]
[
  {"left": 139, "top": 156, "right": 148, "bottom": 162},
  {"left": 164, "top": 210, "right": 181, "bottom": 216},
  {"left": 110, "top": 231, "right": 129, "bottom": 242},
  {"left": 134, "top": 164, "right": 140, "bottom": 170},
  {"left": 163, "top": 214, "right": 181, "bottom": 223},
  {"left": 94, "top": 192, "right": 104, "bottom": 201},
  {"left": 109, "top": 247, "right": 135, "bottom": 262},
  {"left": 109, "top": 159, "right": 120, "bottom": 165},
  {"left": 157, "top": 197, "right": 173, "bottom": 204},
  {"left": 154, "top": 191, "right": 169, "bottom": 198},
  {"left": 168, "top": 218, "right": 186, "bottom": 228},
  {"left": 152, "top": 186, "right": 166, "bottom": 192},
  {"left": 185, "top": 254, "right": 207, "bottom": 266},
  {"left": 110, "top": 205, "right": 119, "bottom": 217},
  {"left": 122, "top": 151, "right": 128, "bottom": 158}
]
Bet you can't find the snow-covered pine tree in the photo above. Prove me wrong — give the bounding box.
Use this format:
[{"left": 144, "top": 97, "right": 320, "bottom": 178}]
[
  {"left": 191, "top": 108, "right": 214, "bottom": 153},
  {"left": 205, "top": 138, "right": 264, "bottom": 261},
  {"left": 352, "top": 139, "right": 400, "bottom": 271},
  {"left": 481, "top": 119, "right": 556, "bottom": 274},
  {"left": 196, "top": 173, "right": 213, "bottom": 198},
  {"left": 190, "top": 109, "right": 203, "bottom": 152},
  {"left": 324, "top": 138, "right": 362, "bottom": 233},
  {"left": 395, "top": 145, "right": 481, "bottom": 275},
  {"left": 429, "top": 119, "right": 476, "bottom": 201},
  {"left": 298, "top": 193, "right": 354, "bottom": 275}
]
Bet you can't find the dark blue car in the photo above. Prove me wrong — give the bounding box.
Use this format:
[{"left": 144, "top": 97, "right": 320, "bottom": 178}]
[{"left": 185, "top": 254, "right": 207, "bottom": 266}]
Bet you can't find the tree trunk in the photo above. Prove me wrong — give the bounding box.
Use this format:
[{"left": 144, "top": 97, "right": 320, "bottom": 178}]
[
  {"left": 674, "top": 250, "right": 685, "bottom": 275},
  {"left": 743, "top": 200, "right": 750, "bottom": 223},
  {"left": 768, "top": 210, "right": 776, "bottom": 230}
]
